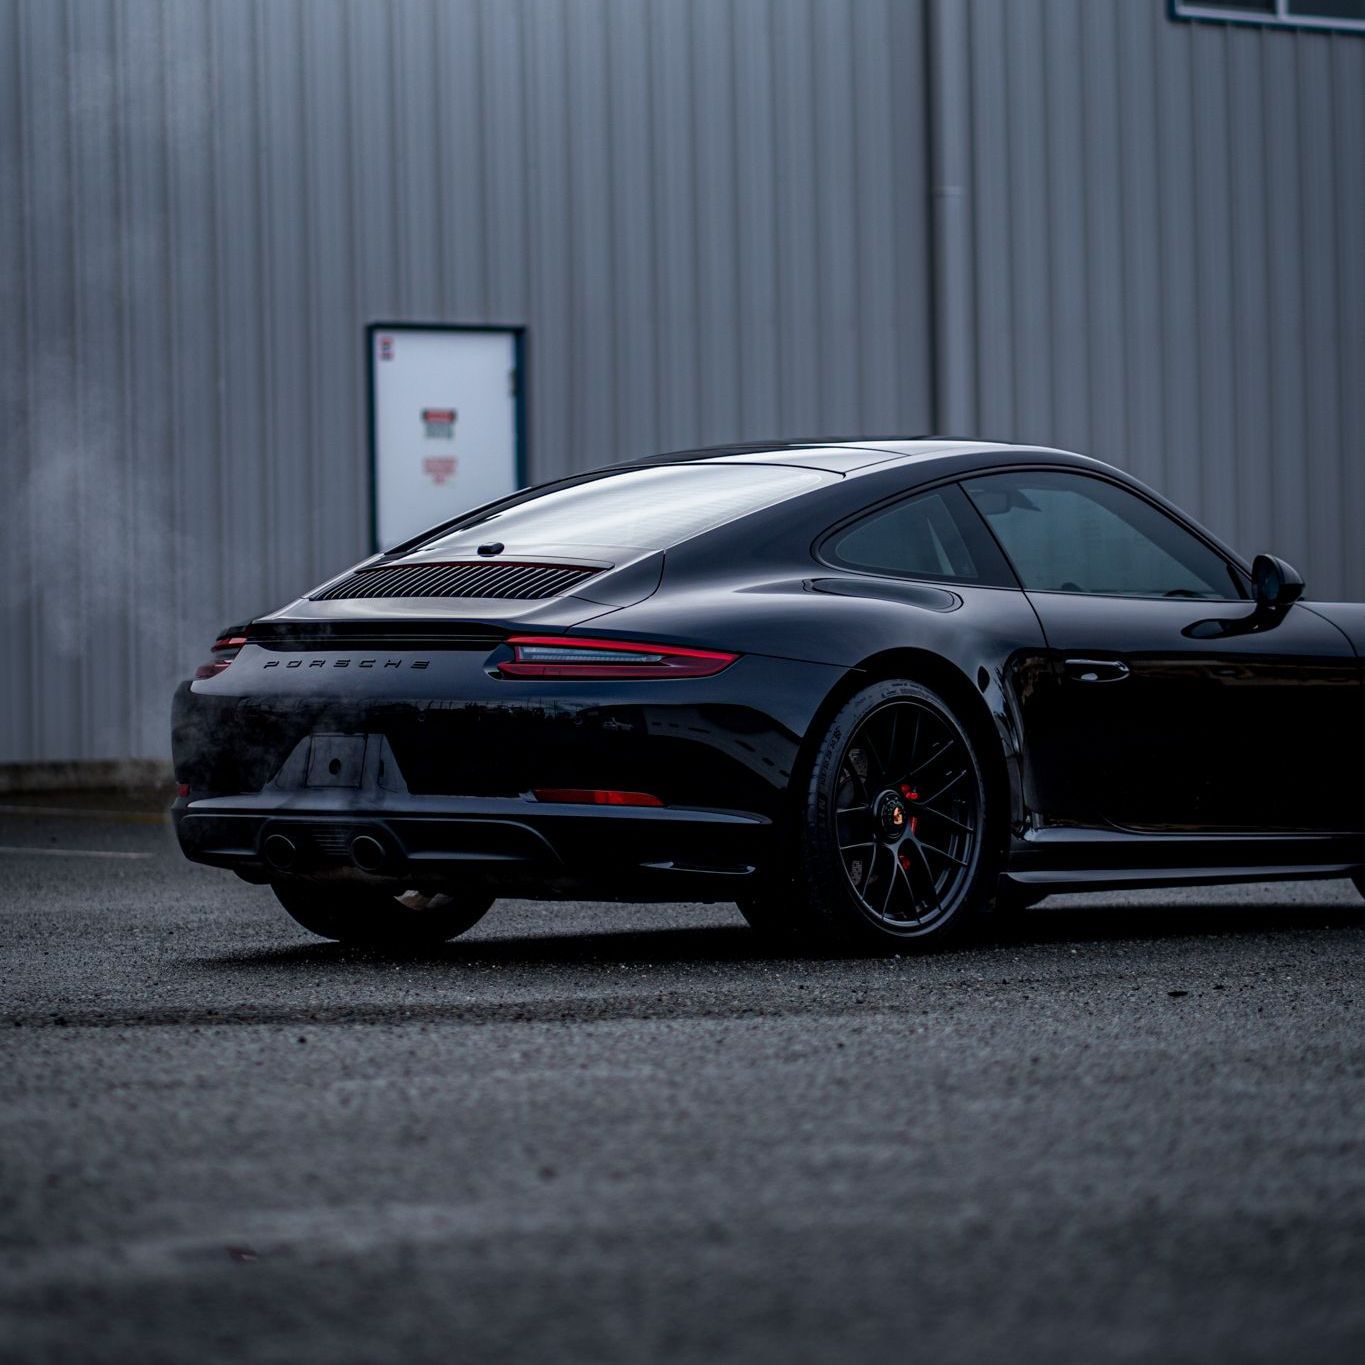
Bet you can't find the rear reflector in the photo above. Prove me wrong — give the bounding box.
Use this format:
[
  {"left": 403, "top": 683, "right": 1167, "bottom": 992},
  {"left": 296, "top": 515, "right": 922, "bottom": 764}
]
[
  {"left": 499, "top": 636, "right": 738, "bottom": 680},
  {"left": 532, "top": 788, "right": 664, "bottom": 807}
]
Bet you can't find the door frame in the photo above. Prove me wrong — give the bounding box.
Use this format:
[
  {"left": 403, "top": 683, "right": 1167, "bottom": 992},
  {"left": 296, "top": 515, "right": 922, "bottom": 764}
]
[{"left": 365, "top": 321, "right": 529, "bottom": 552}]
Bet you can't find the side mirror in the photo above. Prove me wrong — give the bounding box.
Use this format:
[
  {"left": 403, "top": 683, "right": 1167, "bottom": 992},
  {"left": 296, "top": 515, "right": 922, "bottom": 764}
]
[{"left": 1252, "top": 554, "right": 1305, "bottom": 613}]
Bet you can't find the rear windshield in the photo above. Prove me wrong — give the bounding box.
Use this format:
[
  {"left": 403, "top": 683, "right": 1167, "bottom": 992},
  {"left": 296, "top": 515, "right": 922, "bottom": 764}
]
[{"left": 420, "top": 463, "right": 836, "bottom": 554}]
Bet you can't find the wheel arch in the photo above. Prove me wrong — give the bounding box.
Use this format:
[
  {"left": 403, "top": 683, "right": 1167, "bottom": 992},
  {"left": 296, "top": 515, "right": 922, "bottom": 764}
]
[{"left": 789, "top": 648, "right": 1019, "bottom": 845}]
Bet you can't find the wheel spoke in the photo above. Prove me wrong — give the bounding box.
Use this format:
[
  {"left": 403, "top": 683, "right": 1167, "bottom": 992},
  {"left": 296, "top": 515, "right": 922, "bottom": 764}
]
[
  {"left": 877, "top": 845, "right": 897, "bottom": 915},
  {"left": 904, "top": 739, "right": 953, "bottom": 782},
  {"left": 908, "top": 838, "right": 943, "bottom": 914},
  {"left": 857, "top": 844, "right": 878, "bottom": 896},
  {"left": 914, "top": 804, "right": 974, "bottom": 835},
  {"left": 904, "top": 709, "right": 923, "bottom": 774},
  {"left": 917, "top": 838, "right": 967, "bottom": 868},
  {"left": 860, "top": 732, "right": 889, "bottom": 786},
  {"left": 918, "top": 768, "right": 967, "bottom": 806},
  {"left": 893, "top": 854, "right": 922, "bottom": 921},
  {"left": 895, "top": 840, "right": 932, "bottom": 920},
  {"left": 836, "top": 807, "right": 873, "bottom": 845},
  {"left": 839, "top": 770, "right": 867, "bottom": 812}
]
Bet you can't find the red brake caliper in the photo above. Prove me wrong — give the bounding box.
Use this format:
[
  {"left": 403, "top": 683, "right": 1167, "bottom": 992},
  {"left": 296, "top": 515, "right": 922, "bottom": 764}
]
[{"left": 899, "top": 784, "right": 919, "bottom": 836}]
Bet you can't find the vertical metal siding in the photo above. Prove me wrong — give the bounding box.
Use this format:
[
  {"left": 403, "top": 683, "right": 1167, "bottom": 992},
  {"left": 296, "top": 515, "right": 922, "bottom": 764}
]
[
  {"left": 3, "top": 0, "right": 1362, "bottom": 768},
  {"left": 960, "top": 0, "right": 1365, "bottom": 597},
  {"left": 1, "top": 0, "right": 932, "bottom": 764}
]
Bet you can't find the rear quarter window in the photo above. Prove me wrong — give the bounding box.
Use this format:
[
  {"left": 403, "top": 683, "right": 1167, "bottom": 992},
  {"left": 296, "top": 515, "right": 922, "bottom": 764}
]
[{"left": 823, "top": 484, "right": 1015, "bottom": 587}]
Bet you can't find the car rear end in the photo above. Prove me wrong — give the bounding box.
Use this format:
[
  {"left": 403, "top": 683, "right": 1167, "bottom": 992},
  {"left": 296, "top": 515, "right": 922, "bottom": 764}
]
[{"left": 172, "top": 461, "right": 848, "bottom": 901}]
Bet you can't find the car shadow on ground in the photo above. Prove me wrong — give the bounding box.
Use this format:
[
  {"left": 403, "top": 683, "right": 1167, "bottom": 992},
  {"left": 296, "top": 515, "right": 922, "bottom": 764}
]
[{"left": 197, "top": 899, "right": 1365, "bottom": 973}]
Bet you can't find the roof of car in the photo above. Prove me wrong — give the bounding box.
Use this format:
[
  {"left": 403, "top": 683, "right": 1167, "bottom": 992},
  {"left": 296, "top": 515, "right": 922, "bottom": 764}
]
[{"left": 635, "top": 437, "right": 1073, "bottom": 473}]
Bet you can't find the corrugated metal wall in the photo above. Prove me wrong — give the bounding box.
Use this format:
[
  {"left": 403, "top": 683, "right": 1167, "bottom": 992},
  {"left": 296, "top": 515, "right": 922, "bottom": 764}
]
[
  {"left": 2, "top": 0, "right": 1363, "bottom": 767},
  {"left": 956, "top": 0, "right": 1365, "bottom": 598},
  {"left": 0, "top": 0, "right": 933, "bottom": 763}
]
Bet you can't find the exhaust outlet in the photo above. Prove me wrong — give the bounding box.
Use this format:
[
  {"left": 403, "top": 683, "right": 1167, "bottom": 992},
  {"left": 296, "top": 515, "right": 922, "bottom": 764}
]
[
  {"left": 350, "top": 834, "right": 390, "bottom": 874},
  {"left": 262, "top": 833, "right": 298, "bottom": 872}
]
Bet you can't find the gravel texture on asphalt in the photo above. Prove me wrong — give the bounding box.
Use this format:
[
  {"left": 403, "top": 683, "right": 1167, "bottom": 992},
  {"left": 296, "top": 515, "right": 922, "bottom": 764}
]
[{"left": 2, "top": 806, "right": 1363, "bottom": 1365}]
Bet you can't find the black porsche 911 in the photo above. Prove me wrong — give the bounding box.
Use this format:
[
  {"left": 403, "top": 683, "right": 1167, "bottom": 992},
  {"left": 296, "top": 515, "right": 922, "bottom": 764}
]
[{"left": 173, "top": 439, "right": 1365, "bottom": 949}]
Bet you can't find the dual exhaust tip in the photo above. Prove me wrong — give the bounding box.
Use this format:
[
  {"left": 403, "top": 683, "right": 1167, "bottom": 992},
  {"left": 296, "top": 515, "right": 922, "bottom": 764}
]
[{"left": 262, "top": 831, "right": 392, "bottom": 875}]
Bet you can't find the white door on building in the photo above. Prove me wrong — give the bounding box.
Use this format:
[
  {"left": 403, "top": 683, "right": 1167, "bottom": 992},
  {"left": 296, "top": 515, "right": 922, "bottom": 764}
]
[{"left": 370, "top": 325, "right": 523, "bottom": 549}]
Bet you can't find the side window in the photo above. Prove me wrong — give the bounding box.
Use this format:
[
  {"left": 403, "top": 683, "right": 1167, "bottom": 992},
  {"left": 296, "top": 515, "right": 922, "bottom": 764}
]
[
  {"left": 962, "top": 470, "right": 1244, "bottom": 600},
  {"left": 824, "top": 484, "right": 1014, "bottom": 586}
]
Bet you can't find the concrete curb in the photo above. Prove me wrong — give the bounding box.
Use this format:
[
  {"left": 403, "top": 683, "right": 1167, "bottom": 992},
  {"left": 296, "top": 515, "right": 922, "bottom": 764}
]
[{"left": 0, "top": 759, "right": 174, "bottom": 795}]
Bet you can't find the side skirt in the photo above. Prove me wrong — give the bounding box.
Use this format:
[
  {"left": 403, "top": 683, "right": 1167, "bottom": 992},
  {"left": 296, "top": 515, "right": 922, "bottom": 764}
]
[{"left": 1006, "top": 825, "right": 1365, "bottom": 894}]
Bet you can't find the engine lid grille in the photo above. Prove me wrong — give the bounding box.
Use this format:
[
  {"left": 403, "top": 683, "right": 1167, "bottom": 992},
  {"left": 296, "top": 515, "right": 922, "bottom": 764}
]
[{"left": 311, "top": 560, "right": 600, "bottom": 602}]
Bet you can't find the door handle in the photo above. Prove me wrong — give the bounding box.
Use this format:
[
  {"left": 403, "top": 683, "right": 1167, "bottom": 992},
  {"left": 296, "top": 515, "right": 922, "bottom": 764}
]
[{"left": 1063, "top": 658, "right": 1130, "bottom": 684}]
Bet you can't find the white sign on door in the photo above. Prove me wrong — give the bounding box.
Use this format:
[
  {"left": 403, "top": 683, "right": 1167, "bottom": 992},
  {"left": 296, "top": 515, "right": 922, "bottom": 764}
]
[{"left": 370, "top": 325, "right": 523, "bottom": 548}]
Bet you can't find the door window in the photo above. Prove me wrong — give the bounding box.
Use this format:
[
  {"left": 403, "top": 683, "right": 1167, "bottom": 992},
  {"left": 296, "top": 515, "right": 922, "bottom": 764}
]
[{"left": 962, "top": 471, "right": 1244, "bottom": 599}]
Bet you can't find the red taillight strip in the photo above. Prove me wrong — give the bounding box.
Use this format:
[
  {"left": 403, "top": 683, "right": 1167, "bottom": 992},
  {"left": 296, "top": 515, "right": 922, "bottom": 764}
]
[
  {"left": 499, "top": 635, "right": 738, "bottom": 680},
  {"left": 509, "top": 636, "right": 732, "bottom": 660},
  {"left": 196, "top": 636, "right": 247, "bottom": 680},
  {"left": 532, "top": 788, "right": 664, "bottom": 807}
]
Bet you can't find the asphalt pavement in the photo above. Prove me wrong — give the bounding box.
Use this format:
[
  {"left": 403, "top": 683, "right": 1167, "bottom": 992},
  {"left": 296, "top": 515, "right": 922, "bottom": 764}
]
[{"left": 2, "top": 799, "right": 1363, "bottom": 1365}]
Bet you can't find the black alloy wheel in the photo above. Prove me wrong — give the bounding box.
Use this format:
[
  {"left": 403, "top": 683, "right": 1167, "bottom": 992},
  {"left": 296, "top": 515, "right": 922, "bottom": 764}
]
[
  {"left": 797, "top": 679, "right": 998, "bottom": 948},
  {"left": 272, "top": 882, "right": 494, "bottom": 947}
]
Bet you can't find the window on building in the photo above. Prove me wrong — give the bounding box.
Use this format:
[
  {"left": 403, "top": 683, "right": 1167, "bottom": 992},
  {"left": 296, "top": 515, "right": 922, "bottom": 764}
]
[{"left": 1173, "top": 1, "right": 1365, "bottom": 32}]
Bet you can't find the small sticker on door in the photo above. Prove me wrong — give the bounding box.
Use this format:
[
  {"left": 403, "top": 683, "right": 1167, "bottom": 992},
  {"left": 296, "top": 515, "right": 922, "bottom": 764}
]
[
  {"left": 423, "top": 455, "right": 458, "bottom": 486},
  {"left": 422, "top": 407, "right": 457, "bottom": 438}
]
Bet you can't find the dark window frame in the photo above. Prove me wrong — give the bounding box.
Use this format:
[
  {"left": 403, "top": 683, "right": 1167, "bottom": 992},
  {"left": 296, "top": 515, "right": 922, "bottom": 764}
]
[
  {"left": 958, "top": 466, "right": 1252, "bottom": 603},
  {"left": 816, "top": 480, "right": 1020, "bottom": 590},
  {"left": 1171, "top": 1, "right": 1365, "bottom": 36}
]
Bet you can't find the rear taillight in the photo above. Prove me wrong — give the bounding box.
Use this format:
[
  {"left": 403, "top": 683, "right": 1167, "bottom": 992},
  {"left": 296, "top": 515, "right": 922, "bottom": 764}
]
[
  {"left": 497, "top": 636, "right": 738, "bottom": 680},
  {"left": 193, "top": 634, "right": 247, "bottom": 680},
  {"left": 531, "top": 788, "right": 664, "bottom": 807}
]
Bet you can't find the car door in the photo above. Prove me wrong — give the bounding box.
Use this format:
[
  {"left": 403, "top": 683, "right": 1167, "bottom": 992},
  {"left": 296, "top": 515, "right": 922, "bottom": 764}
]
[{"left": 961, "top": 468, "right": 1360, "bottom": 835}]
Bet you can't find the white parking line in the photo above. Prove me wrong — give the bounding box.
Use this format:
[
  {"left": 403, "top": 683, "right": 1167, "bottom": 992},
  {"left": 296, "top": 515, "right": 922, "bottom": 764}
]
[{"left": 0, "top": 846, "right": 153, "bottom": 860}]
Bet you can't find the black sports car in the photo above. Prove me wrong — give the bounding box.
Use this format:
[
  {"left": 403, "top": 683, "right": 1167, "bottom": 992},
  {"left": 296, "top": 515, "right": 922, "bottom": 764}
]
[{"left": 173, "top": 439, "right": 1365, "bottom": 949}]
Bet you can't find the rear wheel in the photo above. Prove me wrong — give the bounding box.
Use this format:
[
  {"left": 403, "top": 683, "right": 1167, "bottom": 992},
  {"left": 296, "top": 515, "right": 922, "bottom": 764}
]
[
  {"left": 793, "top": 679, "right": 1000, "bottom": 950},
  {"left": 272, "top": 882, "right": 494, "bottom": 947}
]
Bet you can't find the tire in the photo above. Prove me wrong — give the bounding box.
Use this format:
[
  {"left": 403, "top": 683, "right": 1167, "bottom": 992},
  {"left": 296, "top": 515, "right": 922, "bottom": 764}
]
[
  {"left": 1352, "top": 872, "right": 1365, "bottom": 902},
  {"left": 791, "top": 678, "right": 1001, "bottom": 950},
  {"left": 272, "top": 882, "right": 494, "bottom": 947}
]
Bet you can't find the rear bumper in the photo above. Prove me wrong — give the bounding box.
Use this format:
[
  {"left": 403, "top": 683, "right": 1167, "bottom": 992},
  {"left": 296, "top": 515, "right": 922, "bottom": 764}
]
[
  {"left": 172, "top": 647, "right": 846, "bottom": 898},
  {"left": 174, "top": 790, "right": 770, "bottom": 901}
]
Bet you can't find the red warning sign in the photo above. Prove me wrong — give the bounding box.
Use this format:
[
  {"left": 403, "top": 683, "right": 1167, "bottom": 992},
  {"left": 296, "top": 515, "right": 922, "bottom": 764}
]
[{"left": 422, "top": 408, "right": 457, "bottom": 438}]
